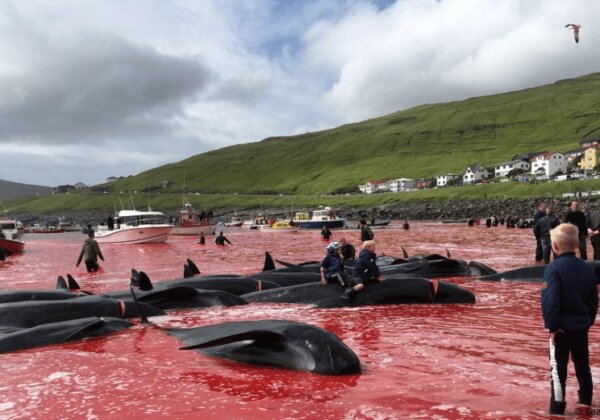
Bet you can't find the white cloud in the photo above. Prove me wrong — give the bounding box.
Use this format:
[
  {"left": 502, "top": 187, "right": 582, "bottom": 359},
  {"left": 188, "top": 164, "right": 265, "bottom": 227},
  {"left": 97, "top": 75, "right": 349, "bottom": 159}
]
[{"left": 0, "top": 0, "right": 598, "bottom": 186}]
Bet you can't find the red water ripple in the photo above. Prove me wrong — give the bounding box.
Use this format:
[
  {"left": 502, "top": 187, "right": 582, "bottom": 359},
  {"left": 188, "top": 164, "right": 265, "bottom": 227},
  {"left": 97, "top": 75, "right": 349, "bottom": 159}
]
[{"left": 0, "top": 222, "right": 595, "bottom": 419}]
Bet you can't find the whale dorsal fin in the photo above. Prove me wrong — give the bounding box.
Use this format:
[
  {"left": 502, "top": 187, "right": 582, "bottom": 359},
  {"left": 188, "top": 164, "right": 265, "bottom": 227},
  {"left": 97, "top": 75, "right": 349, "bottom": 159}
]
[
  {"left": 186, "top": 258, "right": 201, "bottom": 275},
  {"left": 56, "top": 275, "right": 68, "bottom": 289},
  {"left": 263, "top": 252, "right": 276, "bottom": 271}
]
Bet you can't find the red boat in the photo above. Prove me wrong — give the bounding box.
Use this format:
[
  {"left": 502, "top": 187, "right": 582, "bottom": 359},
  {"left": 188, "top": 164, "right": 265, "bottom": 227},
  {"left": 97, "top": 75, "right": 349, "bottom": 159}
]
[
  {"left": 0, "top": 219, "right": 25, "bottom": 255},
  {"left": 0, "top": 238, "right": 25, "bottom": 254},
  {"left": 30, "top": 225, "right": 65, "bottom": 234}
]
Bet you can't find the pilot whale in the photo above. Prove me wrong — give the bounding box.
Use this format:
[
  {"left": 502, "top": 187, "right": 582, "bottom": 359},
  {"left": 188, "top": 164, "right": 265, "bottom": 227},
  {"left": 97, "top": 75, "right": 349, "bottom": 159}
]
[
  {"left": 0, "top": 317, "right": 133, "bottom": 353},
  {"left": 168, "top": 319, "right": 361, "bottom": 375}
]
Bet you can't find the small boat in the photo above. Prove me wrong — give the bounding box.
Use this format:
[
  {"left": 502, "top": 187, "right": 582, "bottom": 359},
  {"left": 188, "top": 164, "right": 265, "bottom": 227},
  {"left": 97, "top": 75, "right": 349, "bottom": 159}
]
[
  {"left": 170, "top": 203, "right": 217, "bottom": 236},
  {"left": 225, "top": 216, "right": 245, "bottom": 228},
  {"left": 0, "top": 219, "right": 25, "bottom": 254},
  {"left": 369, "top": 218, "right": 391, "bottom": 227},
  {"left": 95, "top": 209, "right": 173, "bottom": 244},
  {"left": 30, "top": 224, "right": 65, "bottom": 234},
  {"left": 292, "top": 207, "right": 346, "bottom": 229},
  {"left": 257, "top": 220, "right": 298, "bottom": 232}
]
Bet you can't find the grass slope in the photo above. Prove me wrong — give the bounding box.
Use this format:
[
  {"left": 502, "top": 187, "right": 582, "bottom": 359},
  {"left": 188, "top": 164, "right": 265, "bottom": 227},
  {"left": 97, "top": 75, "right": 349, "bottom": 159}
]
[{"left": 103, "top": 73, "right": 600, "bottom": 195}]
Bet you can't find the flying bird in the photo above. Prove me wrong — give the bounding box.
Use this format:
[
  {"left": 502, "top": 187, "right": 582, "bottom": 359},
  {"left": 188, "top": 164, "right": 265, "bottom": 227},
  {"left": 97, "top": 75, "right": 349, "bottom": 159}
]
[{"left": 565, "top": 23, "right": 581, "bottom": 43}]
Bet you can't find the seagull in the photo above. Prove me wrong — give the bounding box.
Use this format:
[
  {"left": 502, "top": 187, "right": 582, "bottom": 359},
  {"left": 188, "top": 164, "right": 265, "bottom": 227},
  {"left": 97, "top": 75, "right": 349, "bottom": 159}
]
[{"left": 565, "top": 23, "right": 581, "bottom": 43}]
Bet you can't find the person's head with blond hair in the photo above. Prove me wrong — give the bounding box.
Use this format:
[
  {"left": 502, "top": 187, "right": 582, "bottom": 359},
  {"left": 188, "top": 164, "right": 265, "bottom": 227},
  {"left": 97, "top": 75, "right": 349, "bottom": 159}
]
[
  {"left": 362, "top": 240, "right": 376, "bottom": 252},
  {"left": 550, "top": 223, "right": 579, "bottom": 255}
]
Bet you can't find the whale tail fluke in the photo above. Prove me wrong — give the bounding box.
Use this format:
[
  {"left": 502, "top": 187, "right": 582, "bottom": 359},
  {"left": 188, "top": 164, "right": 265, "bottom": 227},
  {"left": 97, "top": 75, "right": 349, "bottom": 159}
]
[
  {"left": 56, "top": 275, "right": 68, "bottom": 289},
  {"left": 401, "top": 246, "right": 409, "bottom": 259},
  {"left": 186, "top": 258, "right": 201, "bottom": 275},
  {"left": 263, "top": 252, "right": 276, "bottom": 271}
]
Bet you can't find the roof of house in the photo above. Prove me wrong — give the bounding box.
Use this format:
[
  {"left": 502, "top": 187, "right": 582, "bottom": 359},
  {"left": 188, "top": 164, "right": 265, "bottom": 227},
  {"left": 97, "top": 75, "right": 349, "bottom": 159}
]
[
  {"left": 366, "top": 179, "right": 389, "bottom": 185},
  {"left": 495, "top": 159, "right": 530, "bottom": 167}
]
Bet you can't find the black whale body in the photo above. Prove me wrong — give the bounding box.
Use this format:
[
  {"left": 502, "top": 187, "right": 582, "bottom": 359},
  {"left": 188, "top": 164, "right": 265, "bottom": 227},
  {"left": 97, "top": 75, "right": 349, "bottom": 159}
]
[
  {"left": 105, "top": 286, "right": 248, "bottom": 309},
  {"left": 0, "top": 295, "right": 164, "bottom": 331},
  {"left": 476, "top": 260, "right": 600, "bottom": 282},
  {"left": 243, "top": 276, "right": 475, "bottom": 308},
  {"left": 168, "top": 319, "right": 361, "bottom": 375},
  {"left": 0, "top": 317, "right": 133, "bottom": 354},
  {"left": 0, "top": 290, "right": 77, "bottom": 304}
]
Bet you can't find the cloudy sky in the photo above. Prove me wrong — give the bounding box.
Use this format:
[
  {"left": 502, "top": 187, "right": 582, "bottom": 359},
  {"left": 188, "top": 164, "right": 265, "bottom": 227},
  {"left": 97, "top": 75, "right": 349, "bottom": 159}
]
[{"left": 1, "top": 0, "right": 599, "bottom": 186}]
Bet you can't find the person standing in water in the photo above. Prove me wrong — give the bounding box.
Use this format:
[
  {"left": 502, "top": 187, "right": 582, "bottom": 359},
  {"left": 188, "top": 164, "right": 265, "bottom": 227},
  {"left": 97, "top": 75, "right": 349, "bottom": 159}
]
[
  {"left": 541, "top": 223, "right": 597, "bottom": 415},
  {"left": 76, "top": 230, "right": 104, "bottom": 272},
  {"left": 215, "top": 231, "right": 232, "bottom": 246},
  {"left": 198, "top": 232, "right": 206, "bottom": 245},
  {"left": 320, "top": 225, "right": 332, "bottom": 240}
]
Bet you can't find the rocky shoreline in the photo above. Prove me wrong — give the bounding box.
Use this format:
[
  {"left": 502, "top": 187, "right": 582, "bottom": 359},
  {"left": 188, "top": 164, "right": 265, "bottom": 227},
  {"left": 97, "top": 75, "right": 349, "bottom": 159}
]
[{"left": 11, "top": 196, "right": 597, "bottom": 227}]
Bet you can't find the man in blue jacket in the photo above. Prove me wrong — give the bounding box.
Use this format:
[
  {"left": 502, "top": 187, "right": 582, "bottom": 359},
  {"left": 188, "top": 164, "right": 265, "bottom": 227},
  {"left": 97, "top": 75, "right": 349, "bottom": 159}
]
[{"left": 541, "top": 223, "right": 598, "bottom": 415}]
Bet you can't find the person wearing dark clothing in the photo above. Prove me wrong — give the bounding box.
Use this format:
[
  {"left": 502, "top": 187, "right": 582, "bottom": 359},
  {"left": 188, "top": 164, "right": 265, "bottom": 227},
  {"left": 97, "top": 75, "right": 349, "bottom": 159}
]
[
  {"left": 198, "top": 232, "right": 205, "bottom": 245},
  {"left": 359, "top": 219, "right": 374, "bottom": 242},
  {"left": 485, "top": 217, "right": 492, "bottom": 228},
  {"left": 565, "top": 201, "right": 588, "bottom": 260},
  {"left": 541, "top": 223, "right": 598, "bottom": 415},
  {"left": 588, "top": 210, "right": 600, "bottom": 260},
  {"left": 76, "top": 230, "right": 104, "bottom": 273},
  {"left": 320, "top": 242, "right": 351, "bottom": 287},
  {"left": 343, "top": 240, "right": 384, "bottom": 301},
  {"left": 215, "top": 232, "right": 232, "bottom": 246},
  {"left": 534, "top": 206, "right": 560, "bottom": 264},
  {"left": 107, "top": 216, "right": 114, "bottom": 231},
  {"left": 403, "top": 220, "right": 410, "bottom": 230},
  {"left": 320, "top": 226, "right": 332, "bottom": 240},
  {"left": 339, "top": 238, "right": 355, "bottom": 261},
  {"left": 534, "top": 201, "right": 548, "bottom": 262}
]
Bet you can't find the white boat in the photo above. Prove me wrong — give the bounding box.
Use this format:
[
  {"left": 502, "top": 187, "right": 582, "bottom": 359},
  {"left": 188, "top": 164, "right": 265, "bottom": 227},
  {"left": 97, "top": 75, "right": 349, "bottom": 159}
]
[
  {"left": 0, "top": 219, "right": 25, "bottom": 254},
  {"left": 170, "top": 203, "right": 217, "bottom": 235},
  {"left": 225, "top": 216, "right": 244, "bottom": 227},
  {"left": 95, "top": 209, "right": 173, "bottom": 244},
  {"left": 292, "top": 207, "right": 346, "bottom": 229}
]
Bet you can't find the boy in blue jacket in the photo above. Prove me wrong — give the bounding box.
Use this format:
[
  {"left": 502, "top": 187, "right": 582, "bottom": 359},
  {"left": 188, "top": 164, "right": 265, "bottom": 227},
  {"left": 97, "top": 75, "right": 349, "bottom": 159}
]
[{"left": 541, "top": 223, "right": 598, "bottom": 415}]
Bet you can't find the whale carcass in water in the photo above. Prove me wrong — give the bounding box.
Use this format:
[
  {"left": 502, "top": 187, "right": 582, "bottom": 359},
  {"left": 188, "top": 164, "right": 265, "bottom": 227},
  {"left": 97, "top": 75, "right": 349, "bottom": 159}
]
[
  {"left": 244, "top": 276, "right": 475, "bottom": 308},
  {"left": 168, "top": 319, "right": 361, "bottom": 375},
  {"left": 0, "top": 295, "right": 164, "bottom": 332},
  {"left": 0, "top": 317, "right": 133, "bottom": 353},
  {"left": 476, "top": 260, "right": 600, "bottom": 283}
]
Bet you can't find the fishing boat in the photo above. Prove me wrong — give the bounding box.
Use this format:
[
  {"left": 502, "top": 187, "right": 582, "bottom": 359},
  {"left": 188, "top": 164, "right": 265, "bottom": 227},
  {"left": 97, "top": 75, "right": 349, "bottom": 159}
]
[
  {"left": 292, "top": 207, "right": 346, "bottom": 229},
  {"left": 170, "top": 202, "right": 217, "bottom": 235},
  {"left": 225, "top": 216, "right": 244, "bottom": 228},
  {"left": 30, "top": 224, "right": 65, "bottom": 234},
  {"left": 0, "top": 219, "right": 25, "bottom": 254},
  {"left": 257, "top": 220, "right": 298, "bottom": 232},
  {"left": 95, "top": 209, "right": 173, "bottom": 244}
]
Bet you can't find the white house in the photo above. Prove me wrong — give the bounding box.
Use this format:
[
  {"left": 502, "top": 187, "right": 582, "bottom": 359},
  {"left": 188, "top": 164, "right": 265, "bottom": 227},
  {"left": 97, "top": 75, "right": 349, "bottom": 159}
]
[
  {"left": 494, "top": 160, "right": 531, "bottom": 178},
  {"left": 530, "top": 152, "right": 567, "bottom": 177},
  {"left": 359, "top": 179, "right": 390, "bottom": 194},
  {"left": 463, "top": 164, "right": 490, "bottom": 184},
  {"left": 436, "top": 172, "right": 460, "bottom": 187},
  {"left": 389, "top": 178, "right": 414, "bottom": 192}
]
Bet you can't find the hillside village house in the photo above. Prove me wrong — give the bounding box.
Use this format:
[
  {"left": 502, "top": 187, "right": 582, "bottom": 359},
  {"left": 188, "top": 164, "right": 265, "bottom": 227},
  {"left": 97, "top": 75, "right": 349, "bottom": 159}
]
[
  {"left": 494, "top": 160, "right": 531, "bottom": 178},
  {"left": 530, "top": 152, "right": 567, "bottom": 176},
  {"left": 359, "top": 179, "right": 389, "bottom": 194},
  {"left": 578, "top": 147, "right": 600, "bottom": 171},
  {"left": 463, "top": 164, "right": 490, "bottom": 184},
  {"left": 389, "top": 178, "right": 414, "bottom": 192},
  {"left": 415, "top": 178, "right": 434, "bottom": 189},
  {"left": 436, "top": 172, "right": 460, "bottom": 187},
  {"left": 580, "top": 138, "right": 600, "bottom": 150},
  {"left": 564, "top": 149, "right": 584, "bottom": 163}
]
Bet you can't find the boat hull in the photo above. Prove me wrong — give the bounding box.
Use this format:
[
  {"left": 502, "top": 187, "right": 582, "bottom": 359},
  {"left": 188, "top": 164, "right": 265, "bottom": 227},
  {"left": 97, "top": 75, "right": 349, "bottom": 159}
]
[
  {"left": 0, "top": 239, "right": 25, "bottom": 254},
  {"left": 225, "top": 221, "right": 244, "bottom": 228},
  {"left": 95, "top": 227, "right": 173, "bottom": 244},
  {"left": 293, "top": 219, "right": 346, "bottom": 229},
  {"left": 170, "top": 224, "right": 217, "bottom": 235}
]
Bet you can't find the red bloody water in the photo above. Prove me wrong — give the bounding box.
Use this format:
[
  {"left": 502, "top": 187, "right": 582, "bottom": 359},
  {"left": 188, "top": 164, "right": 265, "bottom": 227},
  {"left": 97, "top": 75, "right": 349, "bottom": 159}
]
[{"left": 0, "top": 222, "right": 597, "bottom": 419}]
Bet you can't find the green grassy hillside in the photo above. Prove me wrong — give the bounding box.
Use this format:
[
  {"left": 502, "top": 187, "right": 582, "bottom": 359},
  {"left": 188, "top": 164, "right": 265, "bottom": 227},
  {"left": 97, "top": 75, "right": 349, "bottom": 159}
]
[
  {"left": 5, "top": 179, "right": 600, "bottom": 216},
  {"left": 100, "top": 73, "right": 600, "bottom": 195}
]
